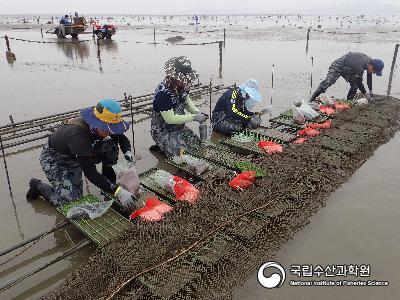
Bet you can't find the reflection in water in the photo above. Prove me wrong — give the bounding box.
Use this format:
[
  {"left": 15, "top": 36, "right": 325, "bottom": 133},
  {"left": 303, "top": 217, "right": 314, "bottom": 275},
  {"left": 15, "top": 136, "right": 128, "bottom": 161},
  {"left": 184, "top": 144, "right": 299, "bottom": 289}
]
[
  {"left": 56, "top": 41, "right": 90, "bottom": 62},
  {"left": 96, "top": 40, "right": 103, "bottom": 73},
  {"left": 1, "top": 135, "right": 24, "bottom": 239},
  {"left": 98, "top": 39, "right": 118, "bottom": 53}
]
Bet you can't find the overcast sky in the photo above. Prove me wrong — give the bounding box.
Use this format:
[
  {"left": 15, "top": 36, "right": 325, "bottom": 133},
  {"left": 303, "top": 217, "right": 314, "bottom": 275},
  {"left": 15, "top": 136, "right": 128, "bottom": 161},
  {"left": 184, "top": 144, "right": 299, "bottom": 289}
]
[{"left": 1, "top": 0, "right": 399, "bottom": 15}]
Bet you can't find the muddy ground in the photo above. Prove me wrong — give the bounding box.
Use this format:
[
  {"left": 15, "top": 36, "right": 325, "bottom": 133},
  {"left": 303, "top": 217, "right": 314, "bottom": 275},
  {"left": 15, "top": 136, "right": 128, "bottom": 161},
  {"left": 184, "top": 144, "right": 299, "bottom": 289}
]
[
  {"left": 40, "top": 96, "right": 400, "bottom": 299},
  {"left": 1, "top": 13, "right": 400, "bottom": 299}
]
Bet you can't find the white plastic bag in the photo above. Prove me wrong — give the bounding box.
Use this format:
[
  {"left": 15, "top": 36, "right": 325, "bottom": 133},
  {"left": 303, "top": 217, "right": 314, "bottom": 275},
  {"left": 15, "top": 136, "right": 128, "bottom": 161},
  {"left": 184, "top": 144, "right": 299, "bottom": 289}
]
[
  {"left": 320, "top": 94, "right": 335, "bottom": 106},
  {"left": 293, "top": 107, "right": 306, "bottom": 124},
  {"left": 112, "top": 160, "right": 140, "bottom": 196},
  {"left": 297, "top": 99, "right": 319, "bottom": 120},
  {"left": 355, "top": 98, "right": 369, "bottom": 105},
  {"left": 172, "top": 155, "right": 210, "bottom": 175},
  {"left": 67, "top": 201, "right": 113, "bottom": 219},
  {"left": 149, "top": 170, "right": 199, "bottom": 203}
]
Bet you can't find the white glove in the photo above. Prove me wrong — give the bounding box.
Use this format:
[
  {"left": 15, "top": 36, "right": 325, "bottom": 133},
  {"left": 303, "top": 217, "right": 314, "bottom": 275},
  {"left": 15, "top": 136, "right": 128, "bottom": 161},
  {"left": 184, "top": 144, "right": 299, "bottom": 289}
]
[
  {"left": 193, "top": 112, "right": 208, "bottom": 124},
  {"left": 115, "top": 187, "right": 136, "bottom": 212},
  {"left": 124, "top": 151, "right": 135, "bottom": 163}
]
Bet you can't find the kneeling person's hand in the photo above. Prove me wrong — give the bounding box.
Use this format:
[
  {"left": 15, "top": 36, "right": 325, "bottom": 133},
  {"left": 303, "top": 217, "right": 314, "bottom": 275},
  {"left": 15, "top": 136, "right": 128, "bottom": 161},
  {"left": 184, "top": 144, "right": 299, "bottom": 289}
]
[
  {"left": 115, "top": 187, "right": 136, "bottom": 212},
  {"left": 250, "top": 114, "right": 261, "bottom": 128}
]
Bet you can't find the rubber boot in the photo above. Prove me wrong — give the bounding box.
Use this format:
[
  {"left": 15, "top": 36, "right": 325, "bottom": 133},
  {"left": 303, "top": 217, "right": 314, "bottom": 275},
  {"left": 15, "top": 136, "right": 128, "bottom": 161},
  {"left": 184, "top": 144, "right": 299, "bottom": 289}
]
[
  {"left": 26, "top": 178, "right": 41, "bottom": 201},
  {"left": 149, "top": 144, "right": 161, "bottom": 152},
  {"left": 347, "top": 89, "right": 357, "bottom": 100},
  {"left": 35, "top": 181, "right": 55, "bottom": 203},
  {"left": 309, "top": 87, "right": 323, "bottom": 102}
]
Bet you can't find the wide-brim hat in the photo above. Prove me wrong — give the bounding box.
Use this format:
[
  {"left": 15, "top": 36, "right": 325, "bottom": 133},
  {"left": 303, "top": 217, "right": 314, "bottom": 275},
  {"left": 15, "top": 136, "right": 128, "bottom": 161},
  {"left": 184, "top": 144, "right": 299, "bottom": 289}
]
[
  {"left": 164, "top": 56, "right": 199, "bottom": 85},
  {"left": 81, "top": 99, "right": 130, "bottom": 135},
  {"left": 239, "top": 79, "right": 262, "bottom": 102}
]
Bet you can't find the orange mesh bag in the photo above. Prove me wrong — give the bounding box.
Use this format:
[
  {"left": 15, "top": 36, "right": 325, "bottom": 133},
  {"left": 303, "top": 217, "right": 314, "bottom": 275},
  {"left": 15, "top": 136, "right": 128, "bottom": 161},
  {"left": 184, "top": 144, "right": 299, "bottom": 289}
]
[
  {"left": 293, "top": 137, "right": 307, "bottom": 144},
  {"left": 298, "top": 127, "right": 320, "bottom": 137},
  {"left": 334, "top": 102, "right": 351, "bottom": 110},
  {"left": 257, "top": 140, "right": 284, "bottom": 154},
  {"left": 172, "top": 176, "right": 200, "bottom": 204},
  {"left": 129, "top": 196, "right": 173, "bottom": 222},
  {"left": 319, "top": 105, "right": 335, "bottom": 115},
  {"left": 229, "top": 171, "right": 257, "bottom": 190},
  {"left": 306, "top": 120, "right": 332, "bottom": 129}
]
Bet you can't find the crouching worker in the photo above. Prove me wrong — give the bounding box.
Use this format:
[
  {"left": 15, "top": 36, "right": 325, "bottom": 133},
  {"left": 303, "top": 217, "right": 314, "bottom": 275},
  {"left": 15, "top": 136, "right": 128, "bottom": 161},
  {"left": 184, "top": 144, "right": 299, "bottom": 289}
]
[
  {"left": 212, "top": 79, "right": 262, "bottom": 135},
  {"left": 310, "top": 52, "right": 384, "bottom": 103},
  {"left": 26, "top": 99, "right": 138, "bottom": 212},
  {"left": 150, "top": 56, "right": 209, "bottom": 157}
]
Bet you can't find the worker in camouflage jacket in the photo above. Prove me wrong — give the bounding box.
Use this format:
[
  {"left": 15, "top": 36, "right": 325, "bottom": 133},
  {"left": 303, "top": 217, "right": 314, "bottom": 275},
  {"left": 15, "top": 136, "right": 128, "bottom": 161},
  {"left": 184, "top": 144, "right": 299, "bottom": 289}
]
[
  {"left": 310, "top": 52, "right": 384, "bottom": 103},
  {"left": 26, "top": 99, "right": 138, "bottom": 213}
]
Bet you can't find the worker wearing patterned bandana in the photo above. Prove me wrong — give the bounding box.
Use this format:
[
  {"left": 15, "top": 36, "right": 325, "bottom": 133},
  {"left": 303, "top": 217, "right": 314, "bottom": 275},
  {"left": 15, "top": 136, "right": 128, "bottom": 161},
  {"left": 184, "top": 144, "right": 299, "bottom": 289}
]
[
  {"left": 150, "top": 56, "right": 209, "bottom": 157},
  {"left": 26, "top": 99, "right": 138, "bottom": 212}
]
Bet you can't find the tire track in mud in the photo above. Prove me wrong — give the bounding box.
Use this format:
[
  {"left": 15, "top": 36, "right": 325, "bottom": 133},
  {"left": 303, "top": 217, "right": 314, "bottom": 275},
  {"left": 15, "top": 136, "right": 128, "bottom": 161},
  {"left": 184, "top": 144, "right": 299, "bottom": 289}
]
[{"left": 42, "top": 96, "right": 400, "bottom": 300}]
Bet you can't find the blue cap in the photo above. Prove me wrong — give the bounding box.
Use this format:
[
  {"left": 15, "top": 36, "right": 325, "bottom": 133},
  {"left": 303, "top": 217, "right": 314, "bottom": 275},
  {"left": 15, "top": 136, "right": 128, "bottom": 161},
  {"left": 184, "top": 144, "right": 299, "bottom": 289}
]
[{"left": 371, "top": 59, "right": 384, "bottom": 76}]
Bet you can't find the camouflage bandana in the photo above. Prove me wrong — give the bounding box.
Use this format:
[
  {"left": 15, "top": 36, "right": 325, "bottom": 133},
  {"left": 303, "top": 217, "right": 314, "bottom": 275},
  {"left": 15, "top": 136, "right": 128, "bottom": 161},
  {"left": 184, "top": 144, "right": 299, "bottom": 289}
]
[{"left": 164, "top": 56, "right": 199, "bottom": 85}]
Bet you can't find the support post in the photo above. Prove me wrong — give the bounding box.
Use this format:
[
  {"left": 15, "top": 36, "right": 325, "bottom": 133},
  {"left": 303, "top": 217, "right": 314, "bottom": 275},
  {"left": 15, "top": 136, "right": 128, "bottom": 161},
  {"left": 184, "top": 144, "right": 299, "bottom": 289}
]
[
  {"left": 9, "top": 115, "right": 15, "bottom": 136},
  {"left": 223, "top": 29, "right": 226, "bottom": 46},
  {"left": 270, "top": 64, "right": 274, "bottom": 105},
  {"left": 387, "top": 43, "right": 399, "bottom": 96},
  {"left": 310, "top": 56, "right": 314, "bottom": 96},
  {"left": 218, "top": 41, "right": 223, "bottom": 78},
  {"left": 153, "top": 27, "right": 156, "bottom": 44},
  {"left": 5, "top": 35, "right": 11, "bottom": 51},
  {"left": 129, "top": 95, "right": 136, "bottom": 155},
  {"left": 209, "top": 79, "right": 213, "bottom": 119},
  {"left": 306, "top": 27, "right": 311, "bottom": 54}
]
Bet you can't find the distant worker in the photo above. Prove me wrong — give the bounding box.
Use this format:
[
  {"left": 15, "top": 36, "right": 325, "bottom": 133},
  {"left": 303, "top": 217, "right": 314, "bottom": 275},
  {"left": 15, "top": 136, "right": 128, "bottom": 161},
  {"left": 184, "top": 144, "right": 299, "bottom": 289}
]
[
  {"left": 212, "top": 79, "right": 262, "bottom": 135},
  {"left": 150, "top": 56, "right": 208, "bottom": 157},
  {"left": 58, "top": 14, "right": 71, "bottom": 38},
  {"left": 310, "top": 52, "right": 384, "bottom": 103},
  {"left": 26, "top": 99, "right": 138, "bottom": 212}
]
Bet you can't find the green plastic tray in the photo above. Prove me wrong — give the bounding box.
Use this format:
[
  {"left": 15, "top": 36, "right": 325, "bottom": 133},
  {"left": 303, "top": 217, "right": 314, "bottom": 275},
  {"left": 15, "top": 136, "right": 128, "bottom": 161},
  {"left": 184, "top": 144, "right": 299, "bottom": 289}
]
[
  {"left": 244, "top": 126, "right": 297, "bottom": 144},
  {"left": 187, "top": 142, "right": 251, "bottom": 170},
  {"left": 58, "top": 194, "right": 132, "bottom": 246},
  {"left": 220, "top": 134, "right": 265, "bottom": 156},
  {"left": 139, "top": 168, "right": 178, "bottom": 204}
]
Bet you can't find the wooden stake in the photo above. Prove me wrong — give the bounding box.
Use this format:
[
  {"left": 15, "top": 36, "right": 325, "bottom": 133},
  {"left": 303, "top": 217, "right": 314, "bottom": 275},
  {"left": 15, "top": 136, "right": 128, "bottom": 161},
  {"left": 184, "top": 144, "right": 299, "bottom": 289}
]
[
  {"left": 387, "top": 43, "right": 399, "bottom": 96},
  {"left": 219, "top": 41, "right": 223, "bottom": 78}
]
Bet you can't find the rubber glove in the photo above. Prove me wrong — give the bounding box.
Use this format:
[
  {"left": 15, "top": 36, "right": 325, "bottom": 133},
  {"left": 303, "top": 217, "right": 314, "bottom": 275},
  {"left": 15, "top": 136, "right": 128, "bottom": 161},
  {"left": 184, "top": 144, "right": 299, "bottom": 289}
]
[
  {"left": 250, "top": 114, "right": 261, "bottom": 128},
  {"left": 193, "top": 112, "right": 208, "bottom": 124},
  {"left": 115, "top": 187, "right": 136, "bottom": 212},
  {"left": 124, "top": 151, "right": 135, "bottom": 163}
]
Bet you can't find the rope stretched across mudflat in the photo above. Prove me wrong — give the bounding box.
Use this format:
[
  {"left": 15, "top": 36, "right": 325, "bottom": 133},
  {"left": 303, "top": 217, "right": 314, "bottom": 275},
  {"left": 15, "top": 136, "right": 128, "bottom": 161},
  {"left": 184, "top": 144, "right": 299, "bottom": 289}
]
[{"left": 42, "top": 96, "right": 400, "bottom": 300}]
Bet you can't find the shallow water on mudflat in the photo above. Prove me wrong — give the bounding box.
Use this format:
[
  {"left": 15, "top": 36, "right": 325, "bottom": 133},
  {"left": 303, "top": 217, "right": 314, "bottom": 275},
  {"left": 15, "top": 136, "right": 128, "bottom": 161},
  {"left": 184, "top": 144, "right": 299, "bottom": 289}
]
[{"left": 0, "top": 14, "right": 399, "bottom": 299}]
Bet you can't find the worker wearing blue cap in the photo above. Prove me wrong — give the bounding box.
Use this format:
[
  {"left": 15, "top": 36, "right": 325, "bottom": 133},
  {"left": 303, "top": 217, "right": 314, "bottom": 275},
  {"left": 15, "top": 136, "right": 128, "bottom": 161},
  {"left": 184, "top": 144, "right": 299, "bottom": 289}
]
[
  {"left": 310, "top": 52, "right": 384, "bottom": 103},
  {"left": 26, "top": 99, "right": 138, "bottom": 213}
]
